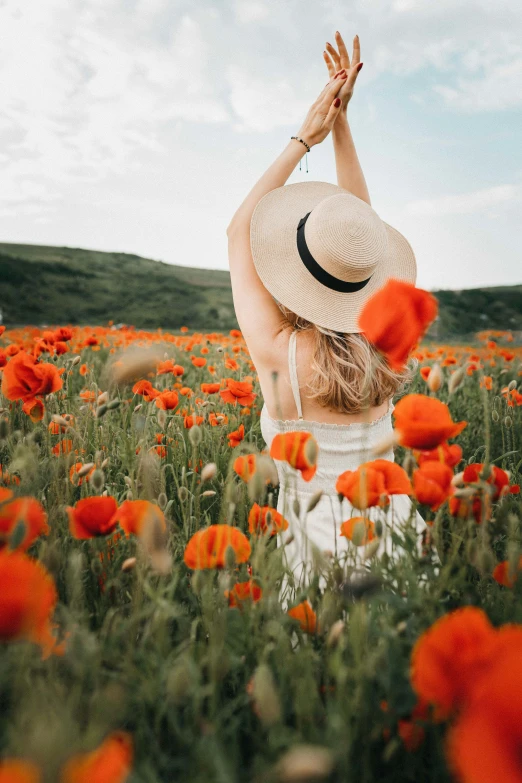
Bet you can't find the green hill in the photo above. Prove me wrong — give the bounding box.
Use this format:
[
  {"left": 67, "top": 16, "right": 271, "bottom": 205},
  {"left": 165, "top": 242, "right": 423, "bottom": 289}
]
[{"left": 1, "top": 242, "right": 520, "bottom": 338}]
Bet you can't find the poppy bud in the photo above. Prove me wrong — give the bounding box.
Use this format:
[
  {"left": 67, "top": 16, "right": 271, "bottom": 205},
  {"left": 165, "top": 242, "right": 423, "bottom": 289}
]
[
  {"left": 71, "top": 355, "right": 81, "bottom": 365},
  {"left": 247, "top": 472, "right": 265, "bottom": 503},
  {"left": 96, "top": 404, "right": 108, "bottom": 418},
  {"left": 364, "top": 540, "right": 381, "bottom": 561},
  {"left": 157, "top": 492, "right": 168, "bottom": 510},
  {"left": 250, "top": 664, "right": 281, "bottom": 727},
  {"left": 178, "top": 486, "right": 189, "bottom": 502},
  {"left": 122, "top": 557, "right": 137, "bottom": 572},
  {"left": 327, "top": 619, "right": 345, "bottom": 648},
  {"left": 157, "top": 409, "right": 167, "bottom": 429},
  {"left": 448, "top": 367, "right": 466, "bottom": 393},
  {"left": 98, "top": 391, "right": 109, "bottom": 406},
  {"left": 77, "top": 461, "right": 95, "bottom": 478},
  {"left": 504, "top": 416, "right": 512, "bottom": 428},
  {"left": 134, "top": 403, "right": 142, "bottom": 412},
  {"left": 508, "top": 379, "right": 517, "bottom": 391},
  {"left": 491, "top": 409, "right": 499, "bottom": 422},
  {"left": 87, "top": 469, "right": 104, "bottom": 493},
  {"left": 307, "top": 490, "right": 324, "bottom": 513},
  {"left": 427, "top": 363, "right": 442, "bottom": 392},
  {"left": 201, "top": 490, "right": 216, "bottom": 497},
  {"left": 188, "top": 424, "right": 202, "bottom": 446},
  {"left": 201, "top": 462, "right": 217, "bottom": 482}
]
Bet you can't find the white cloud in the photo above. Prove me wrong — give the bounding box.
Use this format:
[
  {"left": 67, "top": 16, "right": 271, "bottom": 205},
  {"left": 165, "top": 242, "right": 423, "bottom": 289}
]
[
  {"left": 405, "top": 184, "right": 521, "bottom": 216},
  {"left": 234, "top": 0, "right": 270, "bottom": 23}
]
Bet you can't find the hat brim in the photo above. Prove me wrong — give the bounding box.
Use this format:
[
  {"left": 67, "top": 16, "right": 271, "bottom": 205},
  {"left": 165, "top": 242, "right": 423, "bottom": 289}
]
[{"left": 250, "top": 181, "right": 417, "bottom": 333}]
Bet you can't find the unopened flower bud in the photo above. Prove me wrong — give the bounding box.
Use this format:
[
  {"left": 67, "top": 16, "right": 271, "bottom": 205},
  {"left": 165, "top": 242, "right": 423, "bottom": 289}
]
[
  {"left": 188, "top": 424, "right": 202, "bottom": 446},
  {"left": 448, "top": 367, "right": 466, "bottom": 393},
  {"left": 201, "top": 462, "right": 217, "bottom": 482},
  {"left": 427, "top": 363, "right": 442, "bottom": 392},
  {"left": 491, "top": 409, "right": 500, "bottom": 422},
  {"left": 504, "top": 416, "right": 513, "bottom": 428}
]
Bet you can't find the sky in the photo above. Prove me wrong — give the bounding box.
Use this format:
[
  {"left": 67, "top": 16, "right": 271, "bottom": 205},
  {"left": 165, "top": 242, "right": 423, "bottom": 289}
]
[{"left": 1, "top": 0, "right": 521, "bottom": 291}]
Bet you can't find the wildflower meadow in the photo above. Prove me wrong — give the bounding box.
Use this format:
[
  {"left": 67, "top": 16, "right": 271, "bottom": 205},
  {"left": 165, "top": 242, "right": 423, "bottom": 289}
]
[{"left": 0, "top": 281, "right": 521, "bottom": 783}]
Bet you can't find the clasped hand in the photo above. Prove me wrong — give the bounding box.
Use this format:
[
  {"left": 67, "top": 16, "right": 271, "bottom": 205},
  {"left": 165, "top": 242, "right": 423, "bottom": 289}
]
[{"left": 296, "top": 31, "right": 363, "bottom": 149}]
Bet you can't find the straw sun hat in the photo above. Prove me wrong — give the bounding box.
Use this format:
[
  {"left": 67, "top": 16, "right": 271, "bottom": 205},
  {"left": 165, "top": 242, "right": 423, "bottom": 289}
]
[{"left": 250, "top": 181, "right": 417, "bottom": 333}]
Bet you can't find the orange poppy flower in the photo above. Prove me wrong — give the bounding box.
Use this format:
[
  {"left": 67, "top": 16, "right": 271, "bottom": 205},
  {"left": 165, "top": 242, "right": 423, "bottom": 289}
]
[
  {"left": 0, "top": 550, "right": 63, "bottom": 658},
  {"left": 446, "top": 643, "right": 522, "bottom": 783},
  {"left": 219, "top": 379, "right": 256, "bottom": 407},
  {"left": 269, "top": 431, "right": 318, "bottom": 482},
  {"left": 51, "top": 439, "right": 73, "bottom": 456},
  {"left": 69, "top": 462, "right": 95, "bottom": 486},
  {"left": 0, "top": 759, "right": 41, "bottom": 782},
  {"left": 393, "top": 394, "right": 467, "bottom": 450},
  {"left": 179, "top": 386, "right": 194, "bottom": 397},
  {"left": 480, "top": 375, "right": 493, "bottom": 390},
  {"left": 493, "top": 557, "right": 522, "bottom": 588},
  {"left": 233, "top": 454, "right": 257, "bottom": 482},
  {"left": 287, "top": 600, "right": 317, "bottom": 634},
  {"left": 1, "top": 351, "right": 64, "bottom": 402},
  {"left": 67, "top": 497, "right": 119, "bottom": 539},
  {"left": 61, "top": 731, "right": 133, "bottom": 783},
  {"left": 336, "top": 459, "right": 411, "bottom": 509},
  {"left": 183, "top": 415, "right": 204, "bottom": 428},
  {"left": 413, "top": 461, "right": 454, "bottom": 511},
  {"left": 79, "top": 390, "right": 97, "bottom": 403},
  {"left": 228, "top": 423, "right": 245, "bottom": 448},
  {"left": 357, "top": 280, "right": 438, "bottom": 369},
  {"left": 449, "top": 464, "right": 519, "bottom": 524},
  {"left": 225, "top": 579, "right": 262, "bottom": 608},
  {"left": 154, "top": 391, "right": 179, "bottom": 410},
  {"left": 172, "top": 364, "right": 185, "bottom": 376},
  {"left": 0, "top": 495, "right": 49, "bottom": 551},
  {"left": 410, "top": 607, "right": 497, "bottom": 720},
  {"left": 225, "top": 358, "right": 239, "bottom": 371},
  {"left": 191, "top": 356, "right": 206, "bottom": 368},
  {"left": 340, "top": 516, "right": 376, "bottom": 545},
  {"left": 132, "top": 380, "right": 159, "bottom": 401},
  {"left": 79, "top": 363, "right": 89, "bottom": 376},
  {"left": 21, "top": 398, "right": 45, "bottom": 422},
  {"left": 208, "top": 412, "right": 228, "bottom": 426},
  {"left": 413, "top": 442, "right": 462, "bottom": 468},
  {"left": 248, "top": 503, "right": 289, "bottom": 536},
  {"left": 183, "top": 524, "right": 251, "bottom": 570},
  {"left": 420, "top": 366, "right": 431, "bottom": 382},
  {"left": 111, "top": 500, "right": 166, "bottom": 538},
  {"left": 156, "top": 359, "right": 176, "bottom": 375},
  {"left": 201, "top": 383, "right": 221, "bottom": 394}
]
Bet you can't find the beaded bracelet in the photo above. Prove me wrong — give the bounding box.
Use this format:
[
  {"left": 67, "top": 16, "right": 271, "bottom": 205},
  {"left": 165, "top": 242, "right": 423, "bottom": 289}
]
[{"left": 291, "top": 135, "right": 311, "bottom": 153}]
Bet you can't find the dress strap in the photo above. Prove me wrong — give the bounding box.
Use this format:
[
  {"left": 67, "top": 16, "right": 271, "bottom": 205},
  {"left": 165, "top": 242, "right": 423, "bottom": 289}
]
[{"left": 288, "top": 330, "right": 304, "bottom": 420}]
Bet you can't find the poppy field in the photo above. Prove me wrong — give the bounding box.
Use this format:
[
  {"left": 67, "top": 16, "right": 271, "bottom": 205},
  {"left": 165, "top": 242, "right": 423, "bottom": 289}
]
[{"left": 0, "top": 283, "right": 521, "bottom": 783}]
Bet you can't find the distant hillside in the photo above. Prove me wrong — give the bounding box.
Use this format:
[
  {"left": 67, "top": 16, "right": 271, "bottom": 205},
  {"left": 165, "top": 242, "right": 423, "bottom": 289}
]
[{"left": 1, "top": 242, "right": 520, "bottom": 338}]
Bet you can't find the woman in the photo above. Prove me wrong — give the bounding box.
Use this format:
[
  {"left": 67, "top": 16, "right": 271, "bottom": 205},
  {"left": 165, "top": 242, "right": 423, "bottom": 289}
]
[{"left": 227, "top": 32, "right": 425, "bottom": 588}]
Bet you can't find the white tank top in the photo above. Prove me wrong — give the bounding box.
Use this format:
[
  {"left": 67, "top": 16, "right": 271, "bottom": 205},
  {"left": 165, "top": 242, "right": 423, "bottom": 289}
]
[{"left": 260, "top": 330, "right": 396, "bottom": 497}]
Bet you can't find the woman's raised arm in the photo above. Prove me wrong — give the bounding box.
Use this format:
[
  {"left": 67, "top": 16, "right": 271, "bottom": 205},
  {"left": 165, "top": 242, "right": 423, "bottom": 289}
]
[
  {"left": 324, "top": 32, "right": 371, "bottom": 206},
  {"left": 226, "top": 76, "right": 347, "bottom": 362}
]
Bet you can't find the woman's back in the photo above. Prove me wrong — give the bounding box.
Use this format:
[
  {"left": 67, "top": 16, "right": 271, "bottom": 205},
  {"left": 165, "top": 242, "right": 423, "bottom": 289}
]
[{"left": 259, "top": 328, "right": 396, "bottom": 499}]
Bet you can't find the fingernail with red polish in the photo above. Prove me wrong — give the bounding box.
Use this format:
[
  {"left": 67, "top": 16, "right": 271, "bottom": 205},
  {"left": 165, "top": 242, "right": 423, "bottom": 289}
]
[
  {"left": 357, "top": 62, "right": 364, "bottom": 72},
  {"left": 334, "top": 97, "right": 341, "bottom": 107}
]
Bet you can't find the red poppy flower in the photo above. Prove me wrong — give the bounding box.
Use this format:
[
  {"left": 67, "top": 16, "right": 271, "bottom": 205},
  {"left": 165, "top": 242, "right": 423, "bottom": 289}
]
[
  {"left": 154, "top": 391, "right": 179, "bottom": 410},
  {"left": 67, "top": 497, "right": 119, "bottom": 539},
  {"left": 358, "top": 280, "right": 438, "bottom": 369},
  {"left": 410, "top": 607, "right": 497, "bottom": 720},
  {"left": 0, "top": 759, "right": 41, "bottom": 782},
  {"left": 219, "top": 379, "right": 257, "bottom": 407},
  {"left": 21, "top": 398, "right": 45, "bottom": 422},
  {"left": 0, "top": 495, "right": 49, "bottom": 551},
  {"left": 287, "top": 600, "right": 317, "bottom": 634},
  {"left": 228, "top": 424, "right": 245, "bottom": 448},
  {"left": 413, "top": 442, "right": 462, "bottom": 468},
  {"left": 183, "top": 524, "right": 251, "bottom": 570},
  {"left": 1, "top": 351, "right": 63, "bottom": 402},
  {"left": 225, "top": 579, "right": 262, "bottom": 608},
  {"left": 248, "top": 504, "right": 289, "bottom": 536},
  {"left": 493, "top": 556, "right": 522, "bottom": 588},
  {"left": 132, "top": 380, "right": 159, "bottom": 401},
  {"left": 413, "top": 461, "right": 454, "bottom": 511},
  {"left": 336, "top": 459, "right": 411, "bottom": 510},
  {"left": 340, "top": 516, "right": 376, "bottom": 545},
  {"left": 201, "top": 383, "right": 221, "bottom": 394},
  {"left": 111, "top": 500, "right": 166, "bottom": 538},
  {"left": 269, "top": 431, "right": 318, "bottom": 482},
  {"left": 61, "top": 732, "right": 133, "bottom": 783},
  {"left": 393, "top": 394, "right": 467, "bottom": 450},
  {"left": 0, "top": 550, "right": 63, "bottom": 658}
]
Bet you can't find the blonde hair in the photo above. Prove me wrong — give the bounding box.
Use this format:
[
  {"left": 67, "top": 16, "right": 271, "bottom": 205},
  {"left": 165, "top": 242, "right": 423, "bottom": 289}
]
[{"left": 278, "top": 305, "right": 416, "bottom": 415}]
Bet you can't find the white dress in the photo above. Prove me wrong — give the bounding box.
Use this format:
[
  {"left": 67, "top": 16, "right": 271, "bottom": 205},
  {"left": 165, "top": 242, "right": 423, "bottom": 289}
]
[{"left": 260, "top": 330, "right": 426, "bottom": 592}]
